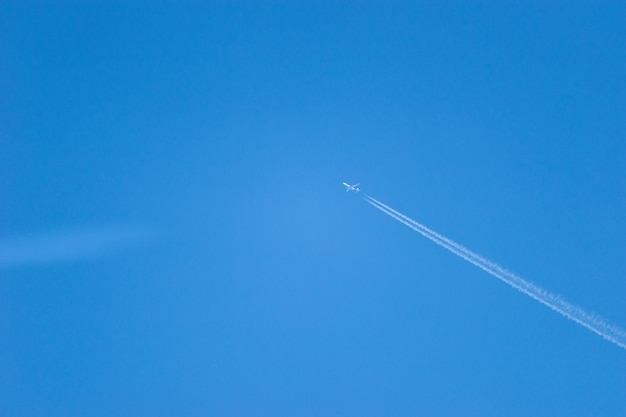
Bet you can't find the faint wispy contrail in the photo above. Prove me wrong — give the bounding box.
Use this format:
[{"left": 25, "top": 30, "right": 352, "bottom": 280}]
[
  {"left": 0, "top": 226, "right": 153, "bottom": 268},
  {"left": 363, "top": 194, "right": 626, "bottom": 351}
]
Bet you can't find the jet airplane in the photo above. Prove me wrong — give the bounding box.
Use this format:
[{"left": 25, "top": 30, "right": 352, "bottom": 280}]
[{"left": 342, "top": 182, "right": 361, "bottom": 192}]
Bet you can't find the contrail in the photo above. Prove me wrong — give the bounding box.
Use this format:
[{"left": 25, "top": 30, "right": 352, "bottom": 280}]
[
  {"left": 363, "top": 194, "right": 626, "bottom": 351},
  {"left": 0, "top": 226, "right": 154, "bottom": 269}
]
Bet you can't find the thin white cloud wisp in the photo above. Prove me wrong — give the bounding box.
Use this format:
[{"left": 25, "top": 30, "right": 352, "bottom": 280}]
[{"left": 0, "top": 226, "right": 152, "bottom": 268}]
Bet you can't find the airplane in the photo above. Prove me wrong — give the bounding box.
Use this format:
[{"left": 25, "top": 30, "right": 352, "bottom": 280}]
[{"left": 342, "top": 182, "right": 360, "bottom": 192}]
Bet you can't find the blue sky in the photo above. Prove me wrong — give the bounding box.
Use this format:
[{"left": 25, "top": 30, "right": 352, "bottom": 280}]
[{"left": 1, "top": 2, "right": 625, "bottom": 416}]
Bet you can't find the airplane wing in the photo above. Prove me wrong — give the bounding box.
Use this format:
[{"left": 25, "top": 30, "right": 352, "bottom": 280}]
[{"left": 342, "top": 182, "right": 360, "bottom": 192}]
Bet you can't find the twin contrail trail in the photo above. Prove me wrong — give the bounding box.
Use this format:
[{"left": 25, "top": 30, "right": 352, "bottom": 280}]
[{"left": 363, "top": 194, "right": 626, "bottom": 351}]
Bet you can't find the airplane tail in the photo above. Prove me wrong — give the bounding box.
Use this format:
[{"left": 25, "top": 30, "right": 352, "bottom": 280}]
[{"left": 342, "top": 182, "right": 360, "bottom": 192}]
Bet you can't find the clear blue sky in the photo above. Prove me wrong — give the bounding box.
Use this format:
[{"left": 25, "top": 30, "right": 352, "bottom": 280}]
[{"left": 2, "top": 2, "right": 625, "bottom": 416}]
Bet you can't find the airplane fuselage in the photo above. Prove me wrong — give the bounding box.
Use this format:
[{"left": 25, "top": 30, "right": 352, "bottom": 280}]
[{"left": 343, "top": 182, "right": 360, "bottom": 192}]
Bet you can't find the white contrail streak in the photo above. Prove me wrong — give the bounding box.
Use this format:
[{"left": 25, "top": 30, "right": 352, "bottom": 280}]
[
  {"left": 0, "top": 226, "right": 154, "bottom": 268},
  {"left": 363, "top": 194, "right": 626, "bottom": 351}
]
